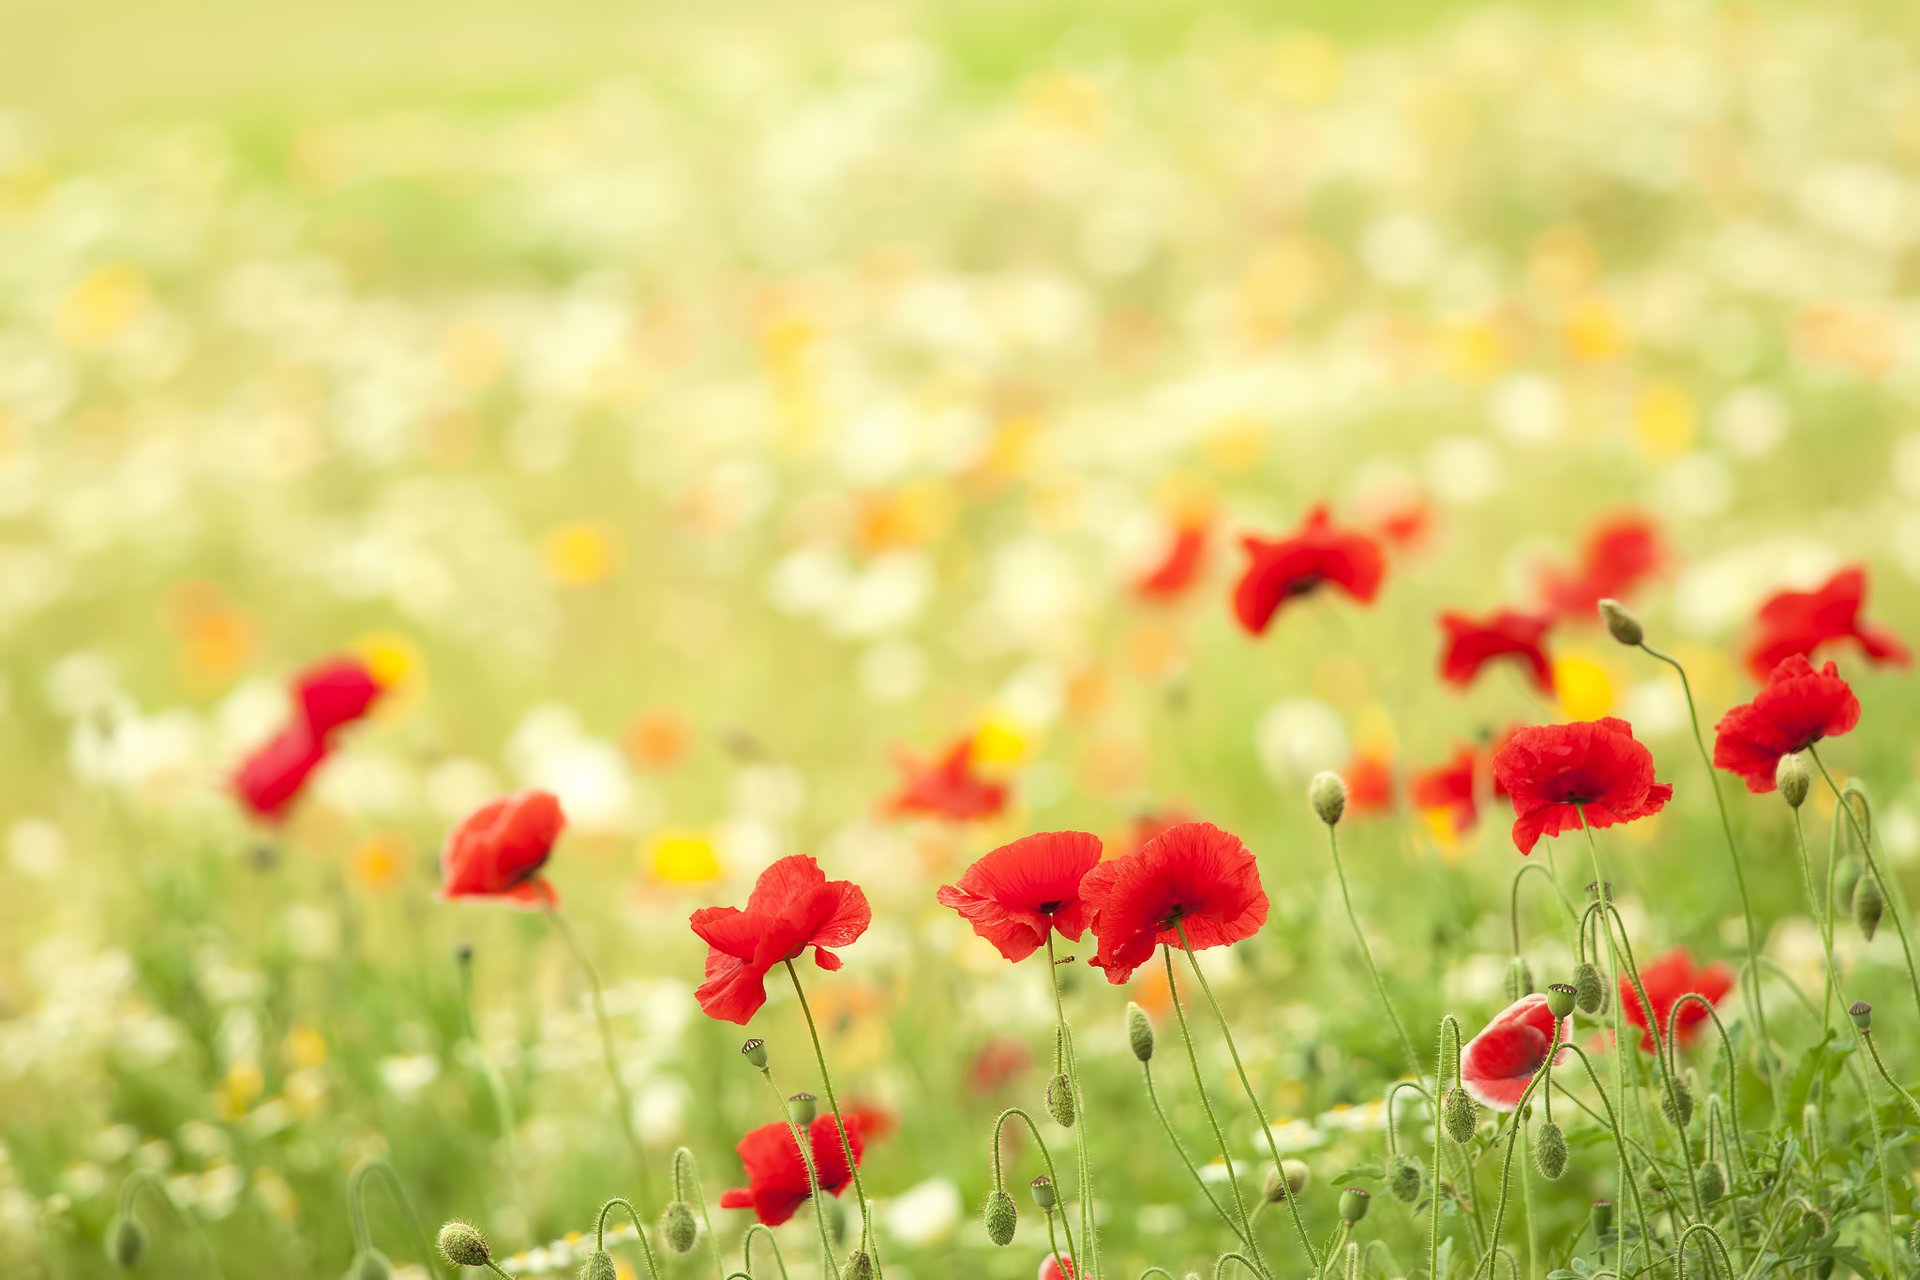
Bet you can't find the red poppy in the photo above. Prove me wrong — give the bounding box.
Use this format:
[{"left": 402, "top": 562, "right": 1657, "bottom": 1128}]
[
  {"left": 1133, "top": 518, "right": 1210, "bottom": 601},
  {"left": 690, "top": 855, "right": 871, "bottom": 1024},
  {"left": 1343, "top": 751, "right": 1395, "bottom": 817},
  {"left": 1492, "top": 717, "right": 1672, "bottom": 855},
  {"left": 292, "top": 657, "right": 385, "bottom": 736},
  {"left": 1079, "top": 821, "right": 1268, "bottom": 984},
  {"left": 1411, "top": 735, "right": 1515, "bottom": 834},
  {"left": 1368, "top": 492, "right": 1435, "bottom": 553},
  {"left": 717, "top": 1114, "right": 864, "bottom": 1226},
  {"left": 965, "top": 1038, "right": 1034, "bottom": 1095},
  {"left": 1712, "top": 655, "right": 1860, "bottom": 794},
  {"left": 1460, "top": 993, "right": 1573, "bottom": 1111},
  {"left": 1538, "top": 513, "right": 1666, "bottom": 620},
  {"left": 1231, "top": 506, "right": 1386, "bottom": 636},
  {"left": 1039, "top": 1256, "right": 1077, "bottom": 1280},
  {"left": 843, "top": 1100, "right": 896, "bottom": 1142},
  {"left": 1745, "top": 566, "right": 1910, "bottom": 683},
  {"left": 936, "top": 830, "right": 1103, "bottom": 963},
  {"left": 232, "top": 725, "right": 329, "bottom": 824},
  {"left": 440, "top": 790, "right": 565, "bottom": 908},
  {"left": 884, "top": 736, "right": 1008, "bottom": 823},
  {"left": 1438, "top": 609, "right": 1556, "bottom": 696},
  {"left": 1618, "top": 948, "right": 1733, "bottom": 1053}
]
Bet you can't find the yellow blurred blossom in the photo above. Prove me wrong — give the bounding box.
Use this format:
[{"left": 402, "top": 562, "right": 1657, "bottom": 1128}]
[
  {"left": 251, "top": 1167, "right": 300, "bottom": 1223},
  {"left": 541, "top": 521, "right": 623, "bottom": 587},
  {"left": 1020, "top": 72, "right": 1107, "bottom": 136},
  {"left": 1563, "top": 295, "right": 1626, "bottom": 362},
  {"left": 971, "top": 714, "right": 1035, "bottom": 768},
  {"left": 1201, "top": 417, "right": 1269, "bottom": 472},
  {"left": 353, "top": 835, "right": 407, "bottom": 891},
  {"left": 353, "top": 632, "right": 426, "bottom": 710},
  {"left": 283, "top": 1024, "right": 328, "bottom": 1071},
  {"left": 854, "top": 482, "right": 955, "bottom": 555},
  {"left": 624, "top": 709, "right": 692, "bottom": 770},
  {"left": 438, "top": 320, "right": 505, "bottom": 389},
  {"left": 1438, "top": 316, "right": 1509, "bottom": 382},
  {"left": 1553, "top": 653, "right": 1616, "bottom": 721},
  {"left": 646, "top": 827, "right": 722, "bottom": 885},
  {"left": 219, "top": 1059, "right": 264, "bottom": 1119},
  {"left": 56, "top": 264, "right": 148, "bottom": 348},
  {"left": 1634, "top": 383, "right": 1695, "bottom": 458},
  {"left": 1269, "top": 33, "right": 1343, "bottom": 104}
]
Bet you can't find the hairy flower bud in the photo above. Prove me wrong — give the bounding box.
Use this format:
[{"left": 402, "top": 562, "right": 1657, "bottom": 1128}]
[
  {"left": 741, "top": 1038, "right": 769, "bottom": 1071},
  {"left": 1029, "top": 1176, "right": 1057, "bottom": 1212},
  {"left": 348, "top": 1249, "right": 392, "bottom": 1280},
  {"left": 983, "top": 1189, "right": 1017, "bottom": 1247},
  {"left": 789, "top": 1092, "right": 818, "bottom": 1125},
  {"left": 1775, "top": 754, "right": 1811, "bottom": 808},
  {"left": 1660, "top": 1075, "right": 1694, "bottom": 1131},
  {"left": 1849, "top": 1000, "right": 1873, "bottom": 1032},
  {"left": 1126, "top": 1002, "right": 1155, "bottom": 1062},
  {"left": 1339, "top": 1187, "right": 1370, "bottom": 1224},
  {"left": 437, "top": 1221, "right": 491, "bottom": 1269},
  {"left": 1386, "top": 1154, "right": 1423, "bottom": 1204},
  {"left": 844, "top": 1250, "right": 875, "bottom": 1280},
  {"left": 1695, "top": 1160, "right": 1726, "bottom": 1207},
  {"left": 580, "top": 1251, "right": 619, "bottom": 1280},
  {"left": 1310, "top": 772, "right": 1347, "bottom": 826},
  {"left": 1442, "top": 1087, "right": 1480, "bottom": 1145},
  {"left": 1597, "top": 599, "right": 1644, "bottom": 647},
  {"left": 1534, "top": 1122, "right": 1568, "bottom": 1181},
  {"left": 1853, "top": 873, "right": 1885, "bottom": 940},
  {"left": 1505, "top": 957, "right": 1534, "bottom": 1002},
  {"left": 1572, "top": 962, "right": 1607, "bottom": 1016},
  {"left": 1264, "top": 1159, "right": 1311, "bottom": 1203},
  {"left": 660, "top": 1200, "right": 698, "bottom": 1254},
  {"left": 1591, "top": 1199, "right": 1614, "bottom": 1240},
  {"left": 1046, "top": 1073, "right": 1076, "bottom": 1128},
  {"left": 106, "top": 1215, "right": 146, "bottom": 1269},
  {"left": 1545, "top": 983, "right": 1577, "bottom": 1020}
]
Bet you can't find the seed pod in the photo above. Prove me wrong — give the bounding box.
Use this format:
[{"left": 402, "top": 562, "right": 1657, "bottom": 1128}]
[
  {"left": 1534, "top": 1121, "right": 1568, "bottom": 1181},
  {"left": 1850, "top": 1000, "right": 1873, "bottom": 1032},
  {"left": 1386, "top": 1154, "right": 1424, "bottom": 1204},
  {"left": 1591, "top": 1199, "right": 1615, "bottom": 1241},
  {"left": 348, "top": 1249, "right": 392, "bottom": 1280},
  {"left": 789, "top": 1092, "right": 818, "bottom": 1125},
  {"left": 741, "top": 1038, "right": 769, "bottom": 1070},
  {"left": 437, "top": 1221, "right": 491, "bottom": 1269},
  {"left": 983, "top": 1189, "right": 1017, "bottom": 1247},
  {"left": 1853, "top": 872, "right": 1884, "bottom": 940},
  {"left": 1310, "top": 772, "right": 1347, "bottom": 826},
  {"left": 1506, "top": 956, "right": 1534, "bottom": 1002},
  {"left": 1544, "top": 982, "right": 1576, "bottom": 1019},
  {"left": 1660, "top": 1075, "right": 1694, "bottom": 1131},
  {"left": 1264, "top": 1159, "right": 1311, "bottom": 1203},
  {"left": 1775, "top": 754, "right": 1811, "bottom": 808},
  {"left": 1046, "top": 1073, "right": 1076, "bottom": 1128},
  {"left": 1442, "top": 1087, "right": 1480, "bottom": 1145},
  {"left": 1126, "top": 1002, "right": 1155, "bottom": 1063},
  {"left": 579, "top": 1252, "right": 619, "bottom": 1280},
  {"left": 660, "top": 1200, "right": 698, "bottom": 1254},
  {"left": 1573, "top": 962, "right": 1607, "bottom": 1016},
  {"left": 1695, "top": 1160, "right": 1726, "bottom": 1207},
  {"left": 844, "top": 1250, "right": 875, "bottom": 1280},
  {"left": 1029, "top": 1176, "right": 1057, "bottom": 1212},
  {"left": 106, "top": 1215, "right": 147, "bottom": 1269},
  {"left": 1598, "top": 599, "right": 1644, "bottom": 646},
  {"left": 1339, "top": 1187, "right": 1371, "bottom": 1223}
]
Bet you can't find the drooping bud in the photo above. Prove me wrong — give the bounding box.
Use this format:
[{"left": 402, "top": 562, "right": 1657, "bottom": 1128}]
[
  {"left": 1545, "top": 983, "right": 1577, "bottom": 1020},
  {"left": 1029, "top": 1176, "right": 1057, "bottom": 1211},
  {"left": 1442, "top": 1087, "right": 1480, "bottom": 1145},
  {"left": 741, "top": 1038, "right": 769, "bottom": 1071},
  {"left": 1505, "top": 957, "right": 1534, "bottom": 1002},
  {"left": 1775, "top": 754, "right": 1811, "bottom": 808},
  {"left": 1264, "top": 1159, "right": 1311, "bottom": 1202},
  {"left": 437, "top": 1221, "right": 491, "bottom": 1269},
  {"left": 1046, "top": 1074, "right": 1076, "bottom": 1128},
  {"left": 1310, "top": 772, "right": 1347, "bottom": 826},
  {"left": 580, "top": 1251, "right": 619, "bottom": 1280},
  {"left": 983, "top": 1189, "right": 1017, "bottom": 1246},
  {"left": 1338, "top": 1187, "right": 1370, "bottom": 1224},
  {"left": 1853, "top": 873, "right": 1885, "bottom": 940},
  {"left": 1849, "top": 1000, "right": 1873, "bottom": 1032},
  {"left": 1572, "top": 962, "right": 1607, "bottom": 1016},
  {"left": 1660, "top": 1075, "right": 1694, "bottom": 1131},
  {"left": 1126, "top": 1002, "right": 1155, "bottom": 1062},
  {"left": 348, "top": 1249, "right": 393, "bottom": 1280},
  {"left": 844, "top": 1250, "right": 876, "bottom": 1280},
  {"left": 789, "top": 1092, "right": 818, "bottom": 1125},
  {"left": 1695, "top": 1160, "right": 1726, "bottom": 1206},
  {"left": 1534, "top": 1122, "right": 1568, "bottom": 1181},
  {"left": 1597, "top": 599, "right": 1644, "bottom": 647},
  {"left": 106, "top": 1214, "right": 147, "bottom": 1269},
  {"left": 1797, "top": 1202, "right": 1831, "bottom": 1241},
  {"left": 1591, "top": 1199, "right": 1614, "bottom": 1241},
  {"left": 1386, "top": 1155, "right": 1423, "bottom": 1204},
  {"left": 660, "top": 1201, "right": 698, "bottom": 1254}
]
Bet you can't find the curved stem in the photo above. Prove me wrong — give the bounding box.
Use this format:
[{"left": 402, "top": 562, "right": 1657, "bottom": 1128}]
[
  {"left": 1661, "top": 994, "right": 1749, "bottom": 1170},
  {"left": 1509, "top": 861, "right": 1580, "bottom": 954},
  {"left": 1143, "top": 1062, "right": 1253, "bottom": 1251},
  {"left": 544, "top": 905, "right": 650, "bottom": 1201},
  {"left": 1326, "top": 823, "right": 1421, "bottom": 1077},
  {"left": 760, "top": 1062, "right": 840, "bottom": 1276},
  {"left": 742, "top": 1224, "right": 791, "bottom": 1280},
  {"left": 1676, "top": 1224, "right": 1735, "bottom": 1280},
  {"left": 1045, "top": 934, "right": 1100, "bottom": 1280},
  {"left": 1555, "top": 1045, "right": 1654, "bottom": 1274},
  {"left": 1809, "top": 747, "right": 1920, "bottom": 1019},
  {"left": 1476, "top": 1025, "right": 1558, "bottom": 1278},
  {"left": 992, "top": 1108, "right": 1079, "bottom": 1271},
  {"left": 117, "top": 1170, "right": 226, "bottom": 1280},
  {"left": 349, "top": 1159, "right": 442, "bottom": 1279},
  {"left": 1859, "top": 1029, "right": 1920, "bottom": 1125},
  {"left": 1790, "top": 808, "right": 1841, "bottom": 1039},
  {"left": 784, "top": 960, "right": 882, "bottom": 1276},
  {"left": 596, "top": 1198, "right": 663, "bottom": 1280},
  {"left": 1211, "top": 1253, "right": 1261, "bottom": 1279},
  {"left": 673, "top": 1146, "right": 727, "bottom": 1280}
]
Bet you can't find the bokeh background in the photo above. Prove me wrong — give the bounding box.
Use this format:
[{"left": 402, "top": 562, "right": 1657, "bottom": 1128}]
[{"left": 5, "top": 0, "right": 1920, "bottom": 1275}]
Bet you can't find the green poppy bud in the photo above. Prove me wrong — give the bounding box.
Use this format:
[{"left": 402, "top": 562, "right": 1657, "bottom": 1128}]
[
  {"left": 1310, "top": 772, "right": 1347, "bottom": 826},
  {"left": 844, "top": 1250, "right": 875, "bottom": 1280},
  {"left": 1849, "top": 1000, "right": 1873, "bottom": 1032},
  {"left": 1545, "top": 983, "right": 1577, "bottom": 1019},
  {"left": 1534, "top": 1122, "right": 1567, "bottom": 1181},
  {"left": 106, "top": 1214, "right": 146, "bottom": 1269},
  {"left": 347, "top": 1249, "right": 392, "bottom": 1280},
  {"left": 1126, "top": 1002, "right": 1155, "bottom": 1063},
  {"left": 1597, "top": 599, "right": 1644, "bottom": 647},
  {"left": 983, "top": 1189, "right": 1017, "bottom": 1247},
  {"left": 579, "top": 1251, "right": 618, "bottom": 1280},
  {"left": 1339, "top": 1187, "right": 1370, "bottom": 1224},
  {"left": 1386, "top": 1154, "right": 1423, "bottom": 1204},
  {"left": 1660, "top": 1075, "right": 1694, "bottom": 1130},
  {"left": 1046, "top": 1073, "right": 1076, "bottom": 1128},
  {"left": 789, "top": 1092, "right": 818, "bottom": 1125},
  {"left": 1573, "top": 962, "right": 1607, "bottom": 1015},
  {"left": 1264, "top": 1159, "right": 1311, "bottom": 1202},
  {"left": 1029, "top": 1176, "right": 1057, "bottom": 1212},
  {"left": 1442, "top": 1087, "right": 1480, "bottom": 1145},
  {"left": 1854, "top": 872, "right": 1885, "bottom": 940},
  {"left": 741, "top": 1038, "right": 769, "bottom": 1071},
  {"left": 437, "top": 1221, "right": 491, "bottom": 1269},
  {"left": 1776, "top": 754, "right": 1811, "bottom": 808},
  {"left": 660, "top": 1200, "right": 698, "bottom": 1254},
  {"left": 1506, "top": 957, "right": 1534, "bottom": 1002},
  {"left": 1695, "top": 1160, "right": 1726, "bottom": 1207},
  {"left": 1591, "top": 1199, "right": 1614, "bottom": 1241}
]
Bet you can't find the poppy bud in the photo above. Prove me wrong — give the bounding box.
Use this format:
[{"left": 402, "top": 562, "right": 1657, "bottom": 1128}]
[
  {"left": 1505, "top": 957, "right": 1534, "bottom": 1002},
  {"left": 1591, "top": 1199, "right": 1614, "bottom": 1240},
  {"left": 1534, "top": 1122, "right": 1568, "bottom": 1180},
  {"left": 348, "top": 1249, "right": 392, "bottom": 1280},
  {"left": 1545, "top": 983, "right": 1577, "bottom": 1019},
  {"left": 106, "top": 1214, "right": 146, "bottom": 1269},
  {"left": 1029, "top": 1176, "right": 1057, "bottom": 1212},
  {"left": 580, "top": 1251, "right": 618, "bottom": 1280},
  {"left": 844, "top": 1250, "right": 875, "bottom": 1280},
  {"left": 437, "top": 1221, "right": 491, "bottom": 1269},
  {"left": 983, "top": 1189, "right": 1017, "bottom": 1246},
  {"left": 1597, "top": 599, "right": 1644, "bottom": 647},
  {"left": 660, "top": 1200, "right": 698, "bottom": 1254},
  {"left": 789, "top": 1092, "right": 818, "bottom": 1125},
  {"left": 1798, "top": 1202, "right": 1831, "bottom": 1241},
  {"left": 1849, "top": 1000, "right": 1873, "bottom": 1032},
  {"left": 1046, "top": 1073, "right": 1076, "bottom": 1128},
  {"left": 1442, "top": 1087, "right": 1479, "bottom": 1145},
  {"left": 1853, "top": 873, "right": 1884, "bottom": 940},
  {"left": 1572, "top": 962, "right": 1607, "bottom": 1015},
  {"left": 1835, "top": 856, "right": 1863, "bottom": 911},
  {"left": 1660, "top": 1076, "right": 1694, "bottom": 1131},
  {"left": 1309, "top": 772, "right": 1347, "bottom": 826},
  {"left": 1264, "top": 1159, "right": 1311, "bottom": 1202},
  {"left": 1776, "top": 754, "right": 1811, "bottom": 808},
  {"left": 1126, "top": 1002, "right": 1155, "bottom": 1062},
  {"left": 1339, "top": 1187, "right": 1370, "bottom": 1224},
  {"left": 1386, "top": 1154, "right": 1423, "bottom": 1204},
  {"left": 741, "top": 1038, "right": 769, "bottom": 1071},
  {"left": 1695, "top": 1160, "right": 1726, "bottom": 1206}
]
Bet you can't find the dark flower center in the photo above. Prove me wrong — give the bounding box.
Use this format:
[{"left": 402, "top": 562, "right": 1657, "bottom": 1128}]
[
  {"left": 1037, "top": 900, "right": 1062, "bottom": 914},
  {"left": 1284, "top": 574, "right": 1325, "bottom": 598}
]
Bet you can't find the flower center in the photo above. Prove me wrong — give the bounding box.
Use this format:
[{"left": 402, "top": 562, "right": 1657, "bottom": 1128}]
[
  {"left": 1037, "top": 900, "right": 1062, "bottom": 915},
  {"left": 1284, "top": 574, "right": 1324, "bottom": 598}
]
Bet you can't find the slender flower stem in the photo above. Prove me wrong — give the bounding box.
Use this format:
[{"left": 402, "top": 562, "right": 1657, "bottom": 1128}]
[
  {"left": 1555, "top": 1045, "right": 1654, "bottom": 1278},
  {"left": 116, "top": 1169, "right": 226, "bottom": 1280},
  {"left": 673, "top": 1146, "right": 727, "bottom": 1280},
  {"left": 596, "top": 1198, "right": 663, "bottom": 1280},
  {"left": 455, "top": 947, "right": 522, "bottom": 1216},
  {"left": 348, "top": 1158, "right": 442, "bottom": 1279},
  {"left": 1858, "top": 1028, "right": 1920, "bottom": 1125},
  {"left": 1143, "top": 1063, "right": 1253, "bottom": 1251},
  {"left": 1639, "top": 642, "right": 1781, "bottom": 1120},
  {"left": 742, "top": 1224, "right": 792, "bottom": 1280},
  {"left": 1429, "top": 1018, "right": 1458, "bottom": 1280},
  {"left": 1045, "top": 934, "right": 1100, "bottom": 1279},
  {"left": 784, "top": 960, "right": 882, "bottom": 1276},
  {"left": 991, "top": 1108, "right": 1079, "bottom": 1270},
  {"left": 1211, "top": 1253, "right": 1261, "bottom": 1279},
  {"left": 1325, "top": 823, "right": 1421, "bottom": 1077},
  {"left": 1476, "top": 1025, "right": 1558, "bottom": 1279},
  {"left": 1790, "top": 808, "right": 1842, "bottom": 1038},
  {"left": 762, "top": 1053, "right": 841, "bottom": 1275},
  {"left": 1662, "top": 995, "right": 1749, "bottom": 1172},
  {"left": 543, "top": 905, "right": 650, "bottom": 1201},
  {"left": 1572, "top": 812, "right": 1639, "bottom": 1252},
  {"left": 1160, "top": 946, "right": 1270, "bottom": 1279},
  {"left": 1809, "top": 747, "right": 1920, "bottom": 1020},
  {"left": 1173, "top": 928, "right": 1320, "bottom": 1272}
]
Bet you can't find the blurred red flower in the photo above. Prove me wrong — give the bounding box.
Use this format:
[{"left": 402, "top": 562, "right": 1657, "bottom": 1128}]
[
  {"left": 1745, "top": 566, "right": 1909, "bottom": 683},
  {"left": 1039, "top": 1256, "right": 1078, "bottom": 1280},
  {"left": 1344, "top": 751, "right": 1395, "bottom": 817},
  {"left": 1460, "top": 993, "right": 1572, "bottom": 1111},
  {"left": 690, "top": 855, "right": 871, "bottom": 1024},
  {"left": 717, "top": 1114, "right": 864, "bottom": 1225},
  {"left": 1538, "top": 513, "right": 1666, "bottom": 620},
  {"left": 1438, "top": 609, "right": 1556, "bottom": 696},
  {"left": 965, "top": 1038, "right": 1034, "bottom": 1094},
  {"left": 1133, "top": 518, "right": 1210, "bottom": 601},
  {"left": 936, "top": 830, "right": 1103, "bottom": 962},
  {"left": 1124, "top": 809, "right": 1191, "bottom": 857},
  {"left": 293, "top": 657, "right": 385, "bottom": 736},
  {"left": 1412, "top": 734, "right": 1515, "bottom": 833},
  {"left": 884, "top": 736, "right": 1008, "bottom": 822},
  {"left": 1080, "top": 821, "right": 1268, "bottom": 984},
  {"left": 1492, "top": 718, "right": 1672, "bottom": 855},
  {"left": 233, "top": 726, "right": 329, "bottom": 824},
  {"left": 1231, "top": 506, "right": 1385, "bottom": 636},
  {"left": 1712, "top": 655, "right": 1859, "bottom": 793},
  {"left": 1619, "top": 947, "right": 1732, "bottom": 1053},
  {"left": 440, "top": 789, "right": 565, "bottom": 908}
]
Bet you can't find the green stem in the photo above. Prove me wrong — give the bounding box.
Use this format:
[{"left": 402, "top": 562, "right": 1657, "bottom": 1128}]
[
  {"left": 783, "top": 960, "right": 882, "bottom": 1276},
  {"left": 595, "top": 1198, "right": 662, "bottom": 1280},
  {"left": 116, "top": 1170, "right": 226, "bottom": 1280},
  {"left": 1661, "top": 996, "right": 1748, "bottom": 1172},
  {"left": 1809, "top": 747, "right": 1920, "bottom": 1020},
  {"left": 1212, "top": 1252, "right": 1261, "bottom": 1279},
  {"left": 1045, "top": 934, "right": 1100, "bottom": 1280},
  {"left": 1476, "top": 1025, "right": 1558, "bottom": 1278},
  {"left": 1555, "top": 1045, "right": 1656, "bottom": 1278},
  {"left": 992, "top": 1108, "right": 1079, "bottom": 1273},
  {"left": 1676, "top": 1224, "right": 1735, "bottom": 1280},
  {"left": 1790, "top": 808, "right": 1840, "bottom": 1039},
  {"left": 1143, "top": 1062, "right": 1253, "bottom": 1251},
  {"left": 1859, "top": 1028, "right": 1920, "bottom": 1125},
  {"left": 544, "top": 905, "right": 650, "bottom": 1201},
  {"left": 743, "top": 1224, "right": 792, "bottom": 1280},
  {"left": 455, "top": 944, "right": 522, "bottom": 1217},
  {"left": 1326, "top": 823, "right": 1421, "bottom": 1077},
  {"left": 760, "top": 1062, "right": 839, "bottom": 1276},
  {"left": 673, "top": 1146, "right": 727, "bottom": 1280},
  {"left": 348, "top": 1159, "right": 442, "bottom": 1279}
]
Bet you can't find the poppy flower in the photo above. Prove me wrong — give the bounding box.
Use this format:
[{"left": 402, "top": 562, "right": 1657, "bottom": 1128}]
[
  {"left": 689, "top": 854, "right": 871, "bottom": 1024},
  {"left": 1712, "top": 655, "right": 1860, "bottom": 794},
  {"left": 1231, "top": 505, "right": 1386, "bottom": 636},
  {"left": 1133, "top": 518, "right": 1210, "bottom": 601},
  {"left": 440, "top": 790, "right": 565, "bottom": 908},
  {"left": 936, "top": 830, "right": 1103, "bottom": 963},
  {"left": 1492, "top": 718, "right": 1672, "bottom": 855},
  {"left": 1438, "top": 609, "right": 1556, "bottom": 696},
  {"left": 717, "top": 1114, "right": 864, "bottom": 1226},
  {"left": 1039, "top": 1256, "right": 1077, "bottom": 1280},
  {"left": 1618, "top": 948, "right": 1733, "bottom": 1053},
  {"left": 1079, "top": 821, "right": 1269, "bottom": 984},
  {"left": 965, "top": 1038, "right": 1034, "bottom": 1095},
  {"left": 1744, "top": 566, "right": 1910, "bottom": 683},
  {"left": 1368, "top": 491, "right": 1435, "bottom": 553},
  {"left": 292, "top": 656, "right": 385, "bottom": 736},
  {"left": 1460, "top": 993, "right": 1573, "bottom": 1110},
  {"left": 232, "top": 725, "right": 329, "bottom": 824},
  {"left": 1343, "top": 751, "right": 1395, "bottom": 817},
  {"left": 1411, "top": 734, "right": 1515, "bottom": 834},
  {"left": 884, "top": 736, "right": 1008, "bottom": 823},
  {"left": 1538, "top": 513, "right": 1666, "bottom": 620}
]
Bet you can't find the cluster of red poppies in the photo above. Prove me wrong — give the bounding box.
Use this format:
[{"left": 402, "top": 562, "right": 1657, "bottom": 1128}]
[{"left": 231, "top": 657, "right": 385, "bottom": 823}]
